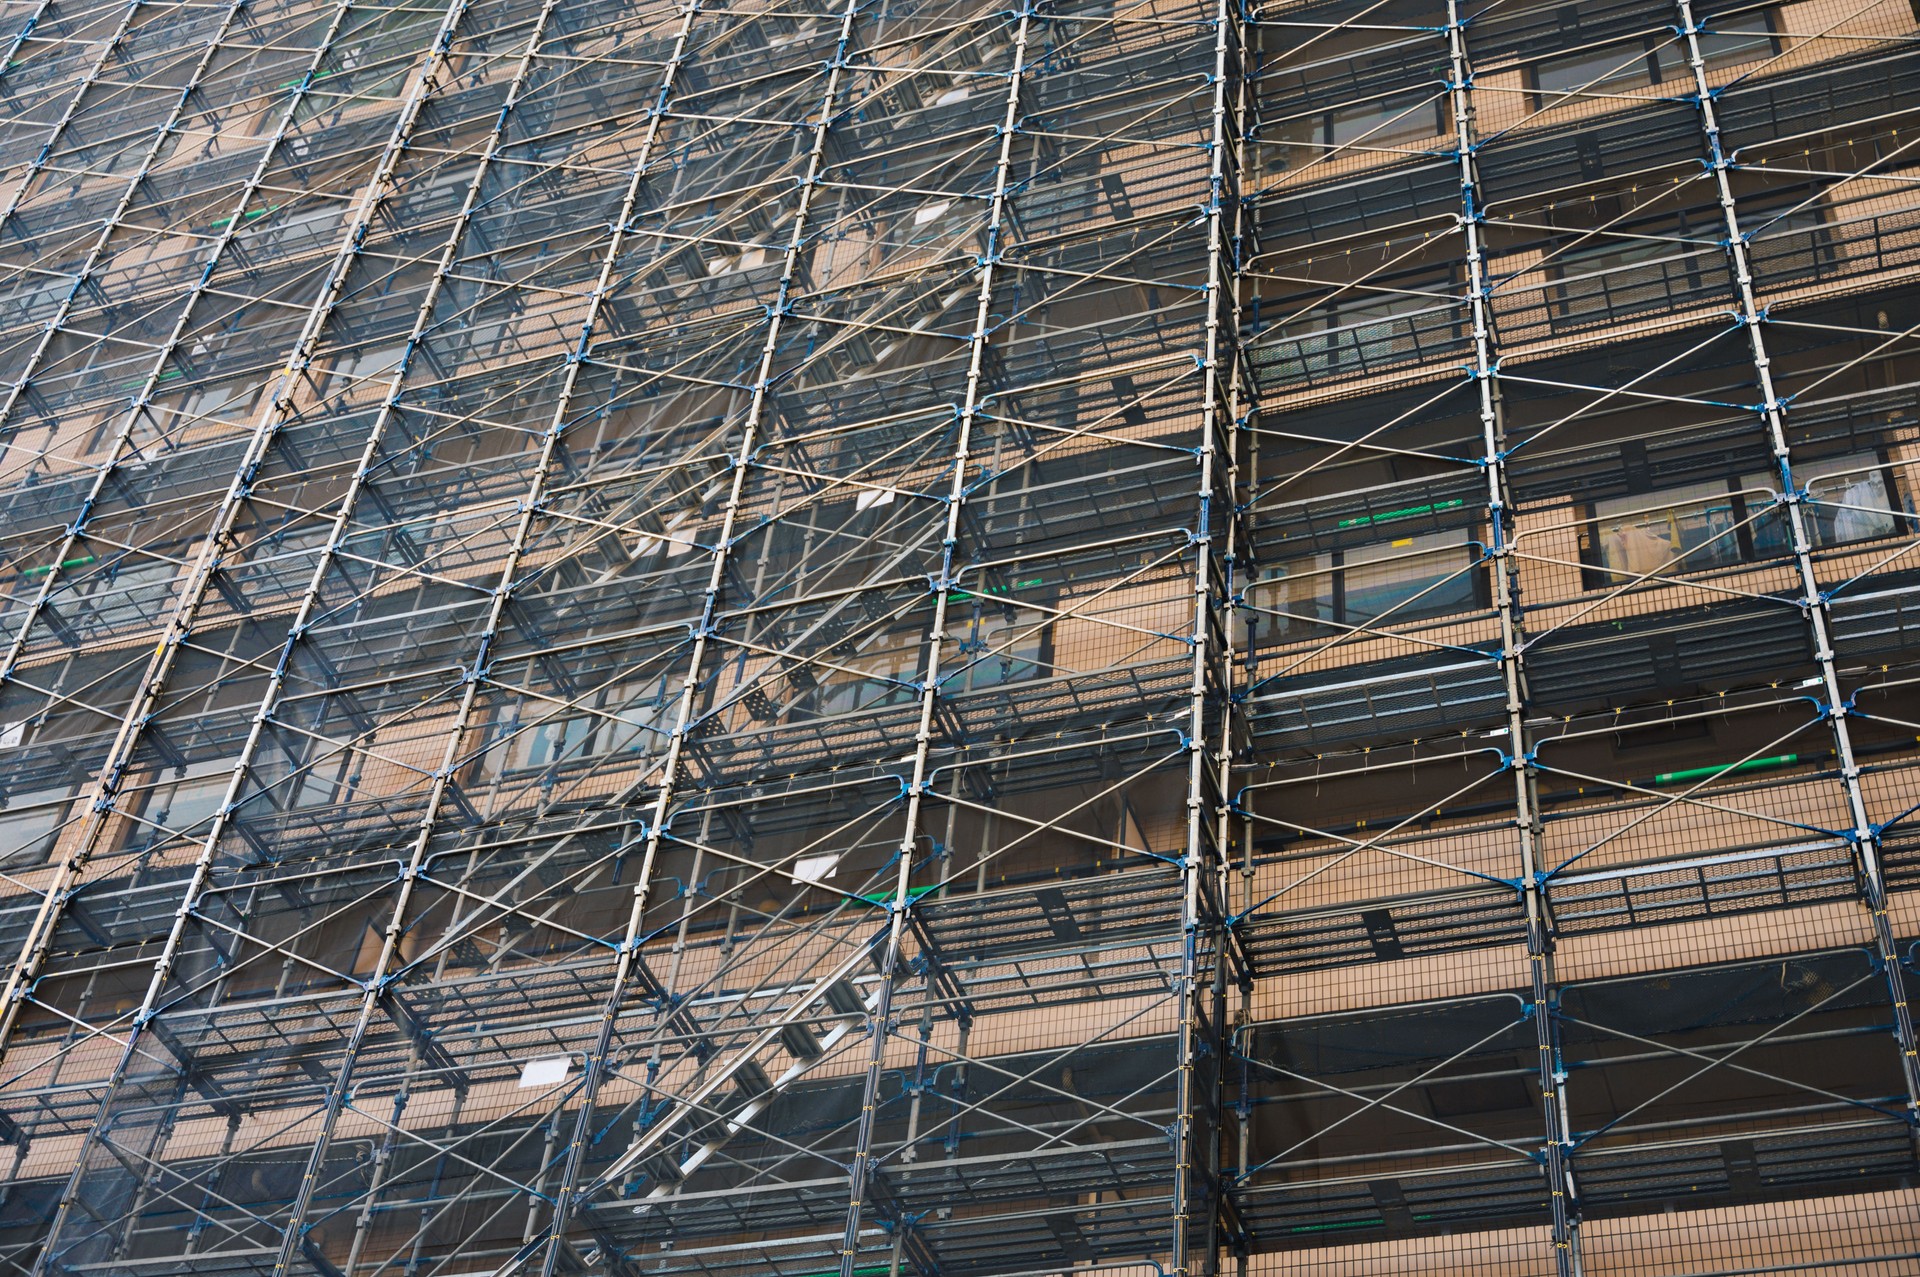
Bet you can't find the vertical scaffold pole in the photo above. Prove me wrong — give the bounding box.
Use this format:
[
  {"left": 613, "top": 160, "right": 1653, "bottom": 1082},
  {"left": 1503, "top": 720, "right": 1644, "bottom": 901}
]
[
  {"left": 1443, "top": 5, "right": 1582, "bottom": 1273},
  {"left": 1674, "top": 0, "right": 1920, "bottom": 1123},
  {"left": 0, "top": 0, "right": 373, "bottom": 1069},
  {"left": 524, "top": 2, "right": 872, "bottom": 1271},
  {"left": 834, "top": 4, "right": 1034, "bottom": 1273},
  {"left": 1174, "top": 0, "right": 1246, "bottom": 1269}
]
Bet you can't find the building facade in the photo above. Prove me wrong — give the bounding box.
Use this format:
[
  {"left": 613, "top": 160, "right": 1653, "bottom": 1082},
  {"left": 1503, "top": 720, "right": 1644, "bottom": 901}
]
[{"left": 0, "top": 0, "right": 1916, "bottom": 1273}]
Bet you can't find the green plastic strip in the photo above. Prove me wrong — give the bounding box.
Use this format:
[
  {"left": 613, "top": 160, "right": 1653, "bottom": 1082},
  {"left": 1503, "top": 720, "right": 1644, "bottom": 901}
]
[
  {"left": 22, "top": 554, "right": 96, "bottom": 578},
  {"left": 210, "top": 204, "right": 279, "bottom": 231},
  {"left": 856, "top": 883, "right": 940, "bottom": 908},
  {"left": 1336, "top": 497, "right": 1465, "bottom": 530},
  {"left": 946, "top": 576, "right": 1044, "bottom": 603},
  {"left": 1653, "top": 753, "right": 1797, "bottom": 786},
  {"left": 122, "top": 368, "right": 183, "bottom": 391}
]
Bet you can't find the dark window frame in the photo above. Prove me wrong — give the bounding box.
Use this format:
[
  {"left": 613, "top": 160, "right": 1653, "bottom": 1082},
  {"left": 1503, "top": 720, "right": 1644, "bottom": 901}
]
[
  {"left": 1577, "top": 448, "right": 1904, "bottom": 590},
  {"left": 1254, "top": 527, "right": 1490, "bottom": 642},
  {"left": 1527, "top": 9, "right": 1779, "bottom": 110}
]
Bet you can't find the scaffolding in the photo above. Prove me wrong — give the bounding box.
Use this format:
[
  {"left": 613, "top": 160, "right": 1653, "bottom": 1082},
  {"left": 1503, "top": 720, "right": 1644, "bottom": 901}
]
[{"left": 0, "top": 0, "right": 1915, "bottom": 1274}]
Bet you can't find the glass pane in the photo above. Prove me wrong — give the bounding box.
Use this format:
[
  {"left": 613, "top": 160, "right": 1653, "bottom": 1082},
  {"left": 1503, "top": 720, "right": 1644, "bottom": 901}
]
[
  {"left": 1749, "top": 454, "right": 1903, "bottom": 551},
  {"left": 1324, "top": 293, "right": 1448, "bottom": 377},
  {"left": 1654, "top": 13, "right": 1774, "bottom": 80},
  {"left": 1534, "top": 42, "right": 1654, "bottom": 96},
  {"left": 147, "top": 763, "right": 234, "bottom": 839},
  {"left": 816, "top": 637, "right": 919, "bottom": 715},
  {"left": 1814, "top": 469, "right": 1900, "bottom": 545},
  {"left": 949, "top": 611, "right": 1045, "bottom": 691},
  {"left": 1593, "top": 480, "right": 1742, "bottom": 580},
  {"left": 0, "top": 791, "right": 67, "bottom": 863},
  {"left": 1254, "top": 560, "right": 1335, "bottom": 641},
  {"left": 70, "top": 557, "right": 178, "bottom": 633},
  {"left": 291, "top": 752, "right": 350, "bottom": 809},
  {"left": 1342, "top": 532, "right": 1477, "bottom": 622},
  {"left": 1327, "top": 91, "right": 1439, "bottom": 148},
  {"left": 1265, "top": 108, "right": 1322, "bottom": 168},
  {"left": 1698, "top": 16, "right": 1773, "bottom": 68},
  {"left": 509, "top": 713, "right": 596, "bottom": 770},
  {"left": 1563, "top": 235, "right": 1674, "bottom": 271},
  {"left": 602, "top": 680, "right": 678, "bottom": 755},
  {"left": 1555, "top": 232, "right": 1708, "bottom": 323}
]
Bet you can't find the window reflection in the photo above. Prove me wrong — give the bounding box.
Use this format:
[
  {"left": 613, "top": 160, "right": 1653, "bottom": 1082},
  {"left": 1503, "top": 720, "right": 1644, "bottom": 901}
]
[
  {"left": 487, "top": 678, "right": 680, "bottom": 778},
  {"left": 1326, "top": 91, "right": 1444, "bottom": 148},
  {"left": 1530, "top": 12, "right": 1775, "bottom": 104},
  {"left": 0, "top": 789, "right": 70, "bottom": 865},
  {"left": 1591, "top": 479, "right": 1744, "bottom": 582},
  {"left": 123, "top": 761, "right": 232, "bottom": 850},
  {"left": 812, "top": 634, "right": 920, "bottom": 717},
  {"left": 1584, "top": 452, "right": 1905, "bottom": 586},
  {"left": 1749, "top": 455, "right": 1903, "bottom": 557},
  {"left": 1255, "top": 531, "right": 1482, "bottom": 640},
  {"left": 946, "top": 607, "right": 1048, "bottom": 692}
]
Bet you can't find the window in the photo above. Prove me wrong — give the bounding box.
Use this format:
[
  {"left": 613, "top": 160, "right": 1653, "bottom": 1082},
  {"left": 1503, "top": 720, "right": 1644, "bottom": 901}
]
[
  {"left": 1551, "top": 212, "right": 1720, "bottom": 326},
  {"left": 1559, "top": 232, "right": 1688, "bottom": 277},
  {"left": 1589, "top": 479, "right": 1745, "bottom": 582},
  {"left": 233, "top": 522, "right": 330, "bottom": 601},
  {"left": 132, "top": 761, "right": 232, "bottom": 848},
  {"left": 1743, "top": 204, "right": 1840, "bottom": 285},
  {"left": 62, "top": 556, "right": 178, "bottom": 637},
  {"left": 173, "top": 375, "right": 261, "bottom": 427},
  {"left": 740, "top": 596, "right": 1055, "bottom": 723},
  {"left": 704, "top": 245, "right": 772, "bottom": 278},
  {"left": 328, "top": 342, "right": 409, "bottom": 419},
  {"left": 1582, "top": 452, "right": 1903, "bottom": 585},
  {"left": 1267, "top": 89, "right": 1445, "bottom": 168},
  {"left": 255, "top": 744, "right": 352, "bottom": 812},
  {"left": 0, "top": 275, "right": 72, "bottom": 333},
  {"left": 1254, "top": 531, "right": 1482, "bottom": 640},
  {"left": 1553, "top": 197, "right": 1827, "bottom": 328},
  {"left": 600, "top": 680, "right": 679, "bottom": 757},
  {"left": 1751, "top": 454, "right": 1903, "bottom": 557},
  {"left": 766, "top": 489, "right": 917, "bottom": 592},
  {"left": 1250, "top": 563, "right": 1334, "bottom": 642},
  {"left": 237, "top": 201, "right": 345, "bottom": 257},
  {"left": 0, "top": 789, "right": 70, "bottom": 865},
  {"left": 904, "top": 198, "right": 977, "bottom": 246},
  {"left": 1531, "top": 12, "right": 1775, "bottom": 105},
  {"left": 811, "top": 632, "right": 921, "bottom": 717},
  {"left": 1342, "top": 535, "right": 1481, "bottom": 620},
  {"left": 631, "top": 510, "right": 703, "bottom": 561},
  {"left": 1675, "top": 12, "right": 1778, "bottom": 76},
  {"left": 1534, "top": 43, "right": 1663, "bottom": 98},
  {"left": 485, "top": 677, "right": 680, "bottom": 779},
  {"left": 506, "top": 710, "right": 597, "bottom": 772},
  {"left": 1326, "top": 90, "right": 1445, "bottom": 149},
  {"left": 944, "top": 605, "right": 1048, "bottom": 692},
  {"left": 1275, "top": 287, "right": 1456, "bottom": 384}
]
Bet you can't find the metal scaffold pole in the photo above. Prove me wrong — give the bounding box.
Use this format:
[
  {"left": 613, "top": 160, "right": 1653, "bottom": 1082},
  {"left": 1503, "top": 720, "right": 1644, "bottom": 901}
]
[
  {"left": 24, "top": 0, "right": 579, "bottom": 1266},
  {"left": 1674, "top": 0, "right": 1920, "bottom": 1125},
  {"left": 0, "top": 0, "right": 376, "bottom": 1067},
  {"left": 2, "top": 0, "right": 1919, "bottom": 1273},
  {"left": 1444, "top": 4, "right": 1581, "bottom": 1272},
  {"left": 835, "top": 4, "right": 1033, "bottom": 1271}
]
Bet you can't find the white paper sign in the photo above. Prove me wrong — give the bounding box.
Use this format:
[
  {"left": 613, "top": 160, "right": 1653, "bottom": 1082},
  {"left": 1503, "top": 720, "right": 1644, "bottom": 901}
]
[{"left": 518, "top": 1057, "right": 571, "bottom": 1088}]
